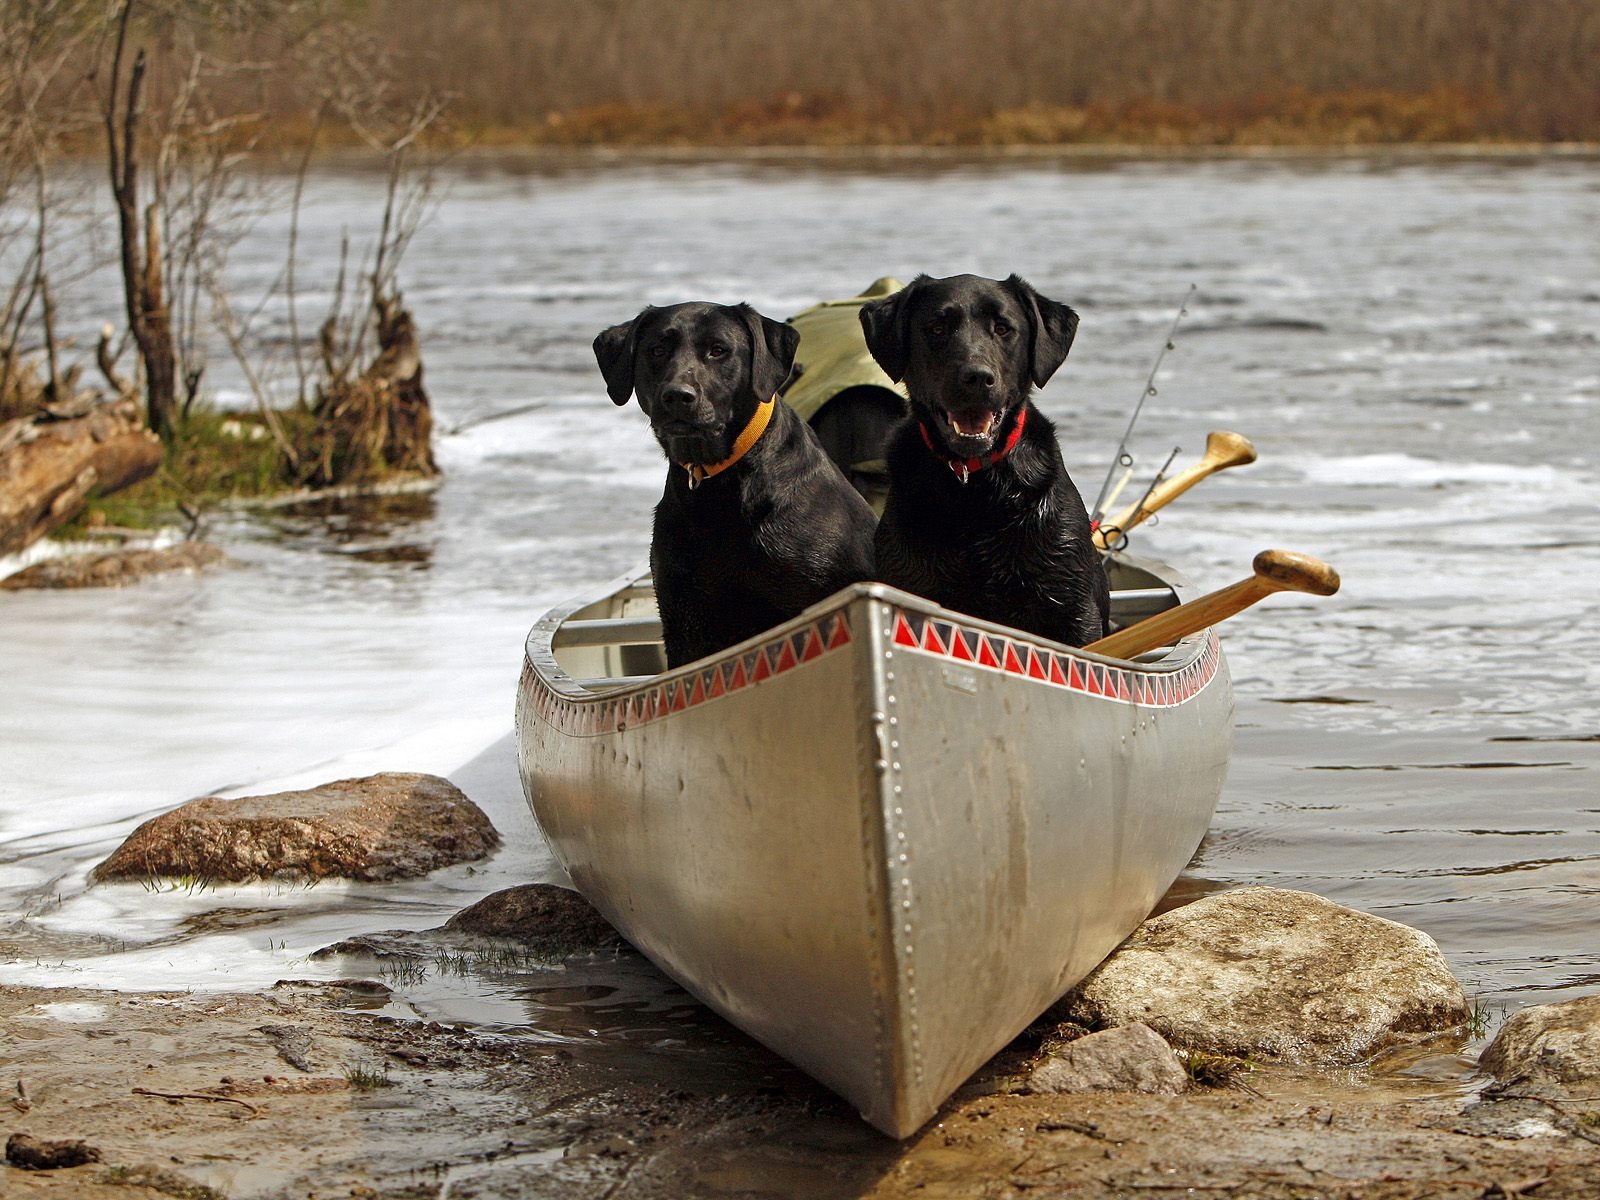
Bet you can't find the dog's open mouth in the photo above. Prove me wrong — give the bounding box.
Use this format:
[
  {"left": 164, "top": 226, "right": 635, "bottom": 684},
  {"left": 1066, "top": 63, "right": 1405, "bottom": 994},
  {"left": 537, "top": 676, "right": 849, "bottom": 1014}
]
[{"left": 934, "top": 406, "right": 1002, "bottom": 449}]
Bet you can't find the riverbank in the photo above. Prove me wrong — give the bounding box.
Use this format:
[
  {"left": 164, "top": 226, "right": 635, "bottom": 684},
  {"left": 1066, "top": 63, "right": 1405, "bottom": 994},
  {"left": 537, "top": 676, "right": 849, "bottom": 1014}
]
[{"left": 7, "top": 978, "right": 1598, "bottom": 1199}]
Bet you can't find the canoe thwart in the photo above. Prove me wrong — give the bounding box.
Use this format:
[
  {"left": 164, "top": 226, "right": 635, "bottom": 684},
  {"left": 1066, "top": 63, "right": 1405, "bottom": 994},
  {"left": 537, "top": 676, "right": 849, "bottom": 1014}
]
[{"left": 551, "top": 615, "right": 665, "bottom": 649}]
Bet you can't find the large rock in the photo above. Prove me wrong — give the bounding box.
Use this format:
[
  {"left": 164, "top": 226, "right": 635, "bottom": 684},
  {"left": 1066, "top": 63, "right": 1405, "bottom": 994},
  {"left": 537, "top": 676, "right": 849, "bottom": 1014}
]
[
  {"left": 1, "top": 541, "right": 227, "bottom": 590},
  {"left": 1027, "top": 1022, "right": 1188, "bottom": 1095},
  {"left": 1480, "top": 994, "right": 1600, "bottom": 1088},
  {"left": 93, "top": 772, "right": 498, "bottom": 883},
  {"left": 1059, "top": 886, "right": 1469, "bottom": 1066}
]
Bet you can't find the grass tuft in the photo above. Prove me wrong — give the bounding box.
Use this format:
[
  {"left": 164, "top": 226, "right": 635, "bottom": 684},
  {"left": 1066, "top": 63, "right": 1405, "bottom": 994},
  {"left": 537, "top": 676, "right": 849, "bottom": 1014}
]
[
  {"left": 1466, "top": 994, "right": 1502, "bottom": 1041},
  {"left": 343, "top": 1062, "right": 394, "bottom": 1091},
  {"left": 1178, "top": 1048, "right": 1257, "bottom": 1090}
]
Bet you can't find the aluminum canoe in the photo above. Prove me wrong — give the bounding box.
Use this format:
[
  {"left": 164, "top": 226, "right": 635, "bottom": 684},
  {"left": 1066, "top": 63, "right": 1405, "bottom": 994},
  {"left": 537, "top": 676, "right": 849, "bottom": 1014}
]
[{"left": 515, "top": 553, "right": 1233, "bottom": 1138}]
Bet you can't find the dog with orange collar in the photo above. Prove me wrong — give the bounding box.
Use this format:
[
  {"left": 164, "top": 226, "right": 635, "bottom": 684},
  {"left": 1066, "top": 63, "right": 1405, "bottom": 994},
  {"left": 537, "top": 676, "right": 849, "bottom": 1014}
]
[
  {"left": 595, "top": 301, "right": 876, "bottom": 669},
  {"left": 860, "top": 274, "right": 1109, "bottom": 647}
]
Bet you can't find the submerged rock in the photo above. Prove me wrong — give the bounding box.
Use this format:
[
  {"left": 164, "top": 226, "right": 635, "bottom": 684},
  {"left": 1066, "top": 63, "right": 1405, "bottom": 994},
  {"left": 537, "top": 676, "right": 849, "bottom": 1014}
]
[
  {"left": 93, "top": 772, "right": 498, "bottom": 884},
  {"left": 1027, "top": 1022, "right": 1188, "bottom": 1095},
  {"left": 1480, "top": 994, "right": 1600, "bottom": 1088},
  {"left": 0, "top": 541, "right": 227, "bottom": 589},
  {"left": 315, "top": 884, "right": 628, "bottom": 963},
  {"left": 445, "top": 883, "right": 626, "bottom": 955},
  {"left": 1059, "top": 886, "right": 1469, "bottom": 1066}
]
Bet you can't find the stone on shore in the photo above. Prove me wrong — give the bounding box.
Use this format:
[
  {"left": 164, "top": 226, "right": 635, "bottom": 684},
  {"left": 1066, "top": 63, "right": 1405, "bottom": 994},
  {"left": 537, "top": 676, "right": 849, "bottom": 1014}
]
[
  {"left": 6, "top": 1131, "right": 102, "bottom": 1170},
  {"left": 0, "top": 541, "right": 228, "bottom": 589},
  {"left": 93, "top": 772, "right": 498, "bottom": 884},
  {"left": 1480, "top": 994, "right": 1600, "bottom": 1088},
  {"left": 1027, "top": 1022, "right": 1188, "bottom": 1095},
  {"left": 1058, "top": 886, "right": 1470, "bottom": 1066}
]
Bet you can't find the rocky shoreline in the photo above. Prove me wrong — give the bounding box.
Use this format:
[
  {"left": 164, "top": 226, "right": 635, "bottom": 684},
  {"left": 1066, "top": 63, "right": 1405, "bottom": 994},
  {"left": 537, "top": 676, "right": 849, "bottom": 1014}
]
[{"left": 6, "top": 775, "right": 1600, "bottom": 1198}]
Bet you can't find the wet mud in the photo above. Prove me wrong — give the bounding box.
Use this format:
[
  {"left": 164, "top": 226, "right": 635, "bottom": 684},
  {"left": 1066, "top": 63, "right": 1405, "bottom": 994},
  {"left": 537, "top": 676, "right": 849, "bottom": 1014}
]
[{"left": 6, "top": 974, "right": 1599, "bottom": 1200}]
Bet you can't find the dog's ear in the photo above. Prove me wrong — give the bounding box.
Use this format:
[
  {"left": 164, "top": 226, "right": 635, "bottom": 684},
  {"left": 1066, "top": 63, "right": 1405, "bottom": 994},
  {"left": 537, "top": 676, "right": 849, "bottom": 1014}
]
[
  {"left": 1005, "top": 275, "right": 1079, "bottom": 388},
  {"left": 593, "top": 312, "right": 645, "bottom": 406},
  {"left": 735, "top": 304, "right": 801, "bottom": 400},
  {"left": 858, "top": 276, "right": 924, "bottom": 383}
]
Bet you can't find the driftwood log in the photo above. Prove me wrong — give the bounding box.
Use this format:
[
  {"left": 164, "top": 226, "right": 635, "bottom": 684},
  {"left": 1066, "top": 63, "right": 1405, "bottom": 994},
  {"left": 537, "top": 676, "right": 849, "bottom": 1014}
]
[{"left": 0, "top": 398, "right": 163, "bottom": 557}]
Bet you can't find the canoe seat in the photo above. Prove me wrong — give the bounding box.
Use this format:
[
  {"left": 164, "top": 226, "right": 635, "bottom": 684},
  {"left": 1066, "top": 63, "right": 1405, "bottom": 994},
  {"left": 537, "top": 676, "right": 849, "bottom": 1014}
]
[{"left": 1108, "top": 586, "right": 1177, "bottom": 622}]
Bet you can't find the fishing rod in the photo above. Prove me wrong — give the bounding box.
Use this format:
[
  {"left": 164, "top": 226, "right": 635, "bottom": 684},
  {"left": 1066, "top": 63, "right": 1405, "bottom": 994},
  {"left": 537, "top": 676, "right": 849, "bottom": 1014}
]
[
  {"left": 1088, "top": 284, "right": 1197, "bottom": 527},
  {"left": 1092, "top": 430, "right": 1258, "bottom": 552},
  {"left": 1096, "top": 444, "right": 1180, "bottom": 551}
]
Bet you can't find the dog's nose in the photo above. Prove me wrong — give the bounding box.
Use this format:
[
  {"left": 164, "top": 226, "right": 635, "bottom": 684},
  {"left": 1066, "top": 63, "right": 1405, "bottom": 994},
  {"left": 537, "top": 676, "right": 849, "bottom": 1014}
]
[
  {"left": 660, "top": 383, "right": 697, "bottom": 411},
  {"left": 961, "top": 365, "right": 996, "bottom": 390}
]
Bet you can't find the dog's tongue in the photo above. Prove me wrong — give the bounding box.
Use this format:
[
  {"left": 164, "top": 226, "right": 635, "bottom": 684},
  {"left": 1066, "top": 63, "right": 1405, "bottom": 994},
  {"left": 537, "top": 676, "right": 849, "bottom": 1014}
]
[{"left": 949, "top": 410, "right": 998, "bottom": 438}]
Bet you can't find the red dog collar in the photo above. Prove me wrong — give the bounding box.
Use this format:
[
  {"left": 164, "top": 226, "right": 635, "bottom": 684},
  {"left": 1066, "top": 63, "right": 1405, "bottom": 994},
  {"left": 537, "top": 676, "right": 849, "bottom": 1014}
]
[{"left": 917, "top": 405, "right": 1028, "bottom": 484}]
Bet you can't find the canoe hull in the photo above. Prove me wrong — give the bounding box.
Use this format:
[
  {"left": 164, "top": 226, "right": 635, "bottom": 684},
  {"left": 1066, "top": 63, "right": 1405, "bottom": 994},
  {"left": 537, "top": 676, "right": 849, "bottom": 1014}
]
[{"left": 517, "top": 578, "right": 1231, "bottom": 1136}]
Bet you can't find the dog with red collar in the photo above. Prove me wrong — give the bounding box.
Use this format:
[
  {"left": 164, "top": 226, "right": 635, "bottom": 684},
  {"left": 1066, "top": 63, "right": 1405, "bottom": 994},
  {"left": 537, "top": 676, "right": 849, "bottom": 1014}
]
[
  {"left": 595, "top": 301, "right": 876, "bottom": 669},
  {"left": 860, "top": 274, "right": 1109, "bottom": 647}
]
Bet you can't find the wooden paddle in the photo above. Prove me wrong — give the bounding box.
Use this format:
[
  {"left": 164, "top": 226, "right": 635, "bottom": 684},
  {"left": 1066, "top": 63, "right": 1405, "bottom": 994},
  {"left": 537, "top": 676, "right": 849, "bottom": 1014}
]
[
  {"left": 1085, "top": 548, "right": 1340, "bottom": 661},
  {"left": 1093, "top": 430, "right": 1258, "bottom": 550}
]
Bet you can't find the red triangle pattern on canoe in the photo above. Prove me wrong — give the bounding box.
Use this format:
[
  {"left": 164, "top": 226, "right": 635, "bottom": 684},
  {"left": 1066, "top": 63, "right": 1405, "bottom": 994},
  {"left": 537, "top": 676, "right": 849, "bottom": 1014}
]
[
  {"left": 800, "top": 628, "right": 824, "bottom": 662},
  {"left": 864, "top": 609, "right": 1222, "bottom": 713},
  {"left": 893, "top": 612, "right": 919, "bottom": 648},
  {"left": 531, "top": 605, "right": 1222, "bottom": 737}
]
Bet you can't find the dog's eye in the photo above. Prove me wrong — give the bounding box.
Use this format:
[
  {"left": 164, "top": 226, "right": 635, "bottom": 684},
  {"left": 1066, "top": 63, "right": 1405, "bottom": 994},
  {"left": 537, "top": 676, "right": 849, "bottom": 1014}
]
[
  {"left": 928, "top": 321, "right": 948, "bottom": 339},
  {"left": 706, "top": 343, "right": 728, "bottom": 360},
  {"left": 647, "top": 343, "right": 669, "bottom": 361},
  {"left": 994, "top": 320, "right": 1014, "bottom": 338}
]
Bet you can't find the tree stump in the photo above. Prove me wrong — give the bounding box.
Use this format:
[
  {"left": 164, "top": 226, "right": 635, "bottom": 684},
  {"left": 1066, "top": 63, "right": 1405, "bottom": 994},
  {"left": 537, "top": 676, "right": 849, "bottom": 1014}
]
[{"left": 304, "top": 293, "right": 438, "bottom": 488}]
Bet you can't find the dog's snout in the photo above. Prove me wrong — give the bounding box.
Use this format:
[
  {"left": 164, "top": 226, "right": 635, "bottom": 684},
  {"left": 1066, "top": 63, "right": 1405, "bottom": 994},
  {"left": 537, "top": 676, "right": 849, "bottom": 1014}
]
[
  {"left": 960, "top": 364, "right": 996, "bottom": 390},
  {"left": 660, "top": 383, "right": 698, "bottom": 411}
]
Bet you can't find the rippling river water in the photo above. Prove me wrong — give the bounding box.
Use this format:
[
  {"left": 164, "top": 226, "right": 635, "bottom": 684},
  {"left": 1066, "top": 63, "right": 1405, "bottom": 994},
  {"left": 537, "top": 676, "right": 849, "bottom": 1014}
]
[{"left": 2, "top": 154, "right": 1597, "bottom": 1040}]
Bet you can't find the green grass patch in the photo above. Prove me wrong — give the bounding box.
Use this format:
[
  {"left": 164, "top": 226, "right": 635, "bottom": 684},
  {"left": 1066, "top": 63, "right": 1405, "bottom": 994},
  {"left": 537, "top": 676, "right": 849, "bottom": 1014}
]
[{"left": 67, "top": 406, "right": 313, "bottom": 534}]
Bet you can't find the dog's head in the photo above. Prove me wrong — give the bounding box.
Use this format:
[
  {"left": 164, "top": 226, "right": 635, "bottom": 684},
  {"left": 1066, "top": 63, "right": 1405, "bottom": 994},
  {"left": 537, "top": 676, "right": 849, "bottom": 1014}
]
[
  {"left": 593, "top": 302, "right": 800, "bottom": 467},
  {"left": 859, "top": 274, "right": 1078, "bottom": 458}
]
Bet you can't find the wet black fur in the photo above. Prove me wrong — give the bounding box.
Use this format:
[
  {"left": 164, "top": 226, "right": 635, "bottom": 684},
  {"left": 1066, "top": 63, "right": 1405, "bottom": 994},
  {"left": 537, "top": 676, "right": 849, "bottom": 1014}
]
[
  {"left": 594, "top": 301, "right": 877, "bottom": 669},
  {"left": 860, "top": 273, "right": 1109, "bottom": 646}
]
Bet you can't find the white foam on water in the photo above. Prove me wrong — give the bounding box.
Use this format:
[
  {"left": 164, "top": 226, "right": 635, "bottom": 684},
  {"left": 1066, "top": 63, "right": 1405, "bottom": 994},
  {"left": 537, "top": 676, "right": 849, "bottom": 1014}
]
[{"left": 1296, "top": 452, "right": 1569, "bottom": 490}]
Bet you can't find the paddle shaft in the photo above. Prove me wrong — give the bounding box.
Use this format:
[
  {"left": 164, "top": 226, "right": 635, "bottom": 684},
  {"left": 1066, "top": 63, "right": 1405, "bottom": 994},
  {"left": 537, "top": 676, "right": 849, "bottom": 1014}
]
[
  {"left": 1086, "top": 548, "right": 1340, "bottom": 661},
  {"left": 1093, "top": 430, "right": 1257, "bottom": 551}
]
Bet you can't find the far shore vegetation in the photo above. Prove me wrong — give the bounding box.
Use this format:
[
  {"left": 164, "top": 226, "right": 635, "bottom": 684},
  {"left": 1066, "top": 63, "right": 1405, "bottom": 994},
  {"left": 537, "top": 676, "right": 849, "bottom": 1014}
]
[{"left": 254, "top": 0, "right": 1600, "bottom": 150}]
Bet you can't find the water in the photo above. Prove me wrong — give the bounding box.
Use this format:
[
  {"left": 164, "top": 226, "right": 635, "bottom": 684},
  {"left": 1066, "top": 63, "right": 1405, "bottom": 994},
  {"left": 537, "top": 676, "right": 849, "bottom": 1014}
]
[{"left": 2, "top": 154, "right": 1597, "bottom": 1034}]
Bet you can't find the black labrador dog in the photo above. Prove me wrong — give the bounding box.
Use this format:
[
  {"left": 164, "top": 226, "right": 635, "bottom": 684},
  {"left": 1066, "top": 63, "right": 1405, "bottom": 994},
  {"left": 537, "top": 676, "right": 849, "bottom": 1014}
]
[
  {"left": 859, "top": 273, "right": 1109, "bottom": 646},
  {"left": 594, "top": 302, "right": 876, "bottom": 669}
]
